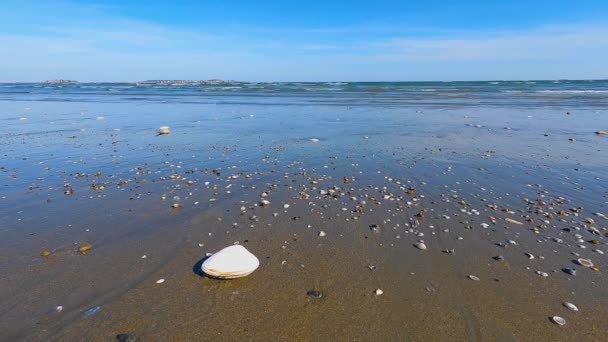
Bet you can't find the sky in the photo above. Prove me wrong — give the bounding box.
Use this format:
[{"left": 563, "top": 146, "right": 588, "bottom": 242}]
[{"left": 1, "top": 0, "right": 608, "bottom": 82}]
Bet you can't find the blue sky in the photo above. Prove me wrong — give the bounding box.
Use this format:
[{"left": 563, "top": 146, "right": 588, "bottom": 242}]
[{"left": 1, "top": 0, "right": 608, "bottom": 81}]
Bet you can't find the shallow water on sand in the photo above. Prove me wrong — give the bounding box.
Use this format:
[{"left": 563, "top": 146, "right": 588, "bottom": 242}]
[{"left": 1, "top": 84, "right": 607, "bottom": 341}]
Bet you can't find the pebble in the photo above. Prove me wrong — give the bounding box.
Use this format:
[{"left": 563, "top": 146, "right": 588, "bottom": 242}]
[
  {"left": 562, "top": 268, "right": 577, "bottom": 276},
  {"left": 375, "top": 289, "right": 384, "bottom": 296},
  {"left": 319, "top": 231, "right": 326, "bottom": 237},
  {"left": 116, "top": 333, "right": 138, "bottom": 342},
  {"left": 493, "top": 255, "right": 505, "bottom": 261},
  {"left": 41, "top": 250, "right": 50, "bottom": 257},
  {"left": 307, "top": 290, "right": 323, "bottom": 299}
]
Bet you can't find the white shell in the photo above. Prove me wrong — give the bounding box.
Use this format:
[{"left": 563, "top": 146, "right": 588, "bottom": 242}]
[
  {"left": 551, "top": 316, "right": 566, "bottom": 325},
  {"left": 158, "top": 126, "right": 170, "bottom": 134},
  {"left": 563, "top": 302, "right": 579, "bottom": 312},
  {"left": 414, "top": 242, "right": 427, "bottom": 251},
  {"left": 576, "top": 258, "right": 594, "bottom": 267},
  {"left": 468, "top": 275, "right": 480, "bottom": 281},
  {"left": 201, "top": 245, "right": 259, "bottom": 279}
]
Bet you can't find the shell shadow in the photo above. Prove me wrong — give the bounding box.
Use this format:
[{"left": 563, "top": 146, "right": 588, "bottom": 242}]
[{"left": 192, "top": 256, "right": 211, "bottom": 278}]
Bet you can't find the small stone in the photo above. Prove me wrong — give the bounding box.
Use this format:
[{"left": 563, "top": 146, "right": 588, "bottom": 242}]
[
  {"left": 283, "top": 204, "right": 290, "bottom": 209},
  {"left": 375, "top": 289, "right": 384, "bottom": 296},
  {"left": 41, "top": 250, "right": 50, "bottom": 257},
  {"left": 493, "top": 255, "right": 505, "bottom": 261},
  {"left": 307, "top": 290, "right": 322, "bottom": 298},
  {"left": 319, "top": 231, "right": 326, "bottom": 237},
  {"left": 116, "top": 333, "right": 138, "bottom": 342},
  {"left": 562, "top": 268, "right": 577, "bottom": 276}
]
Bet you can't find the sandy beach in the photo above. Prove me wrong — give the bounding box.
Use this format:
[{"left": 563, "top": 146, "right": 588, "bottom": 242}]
[{"left": 1, "top": 81, "right": 607, "bottom": 341}]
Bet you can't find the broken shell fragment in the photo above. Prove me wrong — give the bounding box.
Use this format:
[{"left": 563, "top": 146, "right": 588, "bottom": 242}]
[
  {"left": 201, "top": 245, "right": 260, "bottom": 279},
  {"left": 158, "top": 126, "right": 170, "bottom": 134}
]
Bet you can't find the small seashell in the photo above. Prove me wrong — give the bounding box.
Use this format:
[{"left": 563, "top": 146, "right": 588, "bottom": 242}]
[
  {"left": 55, "top": 306, "right": 63, "bottom": 312},
  {"left": 493, "top": 255, "right": 505, "bottom": 261},
  {"left": 576, "top": 258, "right": 594, "bottom": 267},
  {"left": 526, "top": 253, "right": 535, "bottom": 260},
  {"left": 41, "top": 250, "right": 51, "bottom": 257},
  {"left": 468, "top": 275, "right": 480, "bottom": 281},
  {"left": 158, "top": 126, "right": 170, "bottom": 134},
  {"left": 309, "top": 138, "right": 320, "bottom": 143},
  {"left": 505, "top": 218, "right": 523, "bottom": 225},
  {"left": 201, "top": 245, "right": 259, "bottom": 279},
  {"left": 319, "top": 231, "right": 326, "bottom": 237},
  {"left": 156, "top": 279, "right": 165, "bottom": 284},
  {"left": 78, "top": 243, "right": 92, "bottom": 254},
  {"left": 375, "top": 289, "right": 384, "bottom": 296},
  {"left": 563, "top": 302, "right": 579, "bottom": 312},
  {"left": 414, "top": 242, "right": 427, "bottom": 251},
  {"left": 283, "top": 204, "right": 290, "bottom": 209},
  {"left": 551, "top": 316, "right": 566, "bottom": 326},
  {"left": 260, "top": 199, "right": 271, "bottom": 207}
]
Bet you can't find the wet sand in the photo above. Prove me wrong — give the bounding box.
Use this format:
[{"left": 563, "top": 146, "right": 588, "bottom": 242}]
[{"left": 1, "top": 97, "right": 607, "bottom": 341}]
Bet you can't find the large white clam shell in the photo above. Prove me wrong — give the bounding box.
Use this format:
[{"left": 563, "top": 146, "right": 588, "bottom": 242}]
[{"left": 201, "top": 245, "right": 259, "bottom": 279}]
